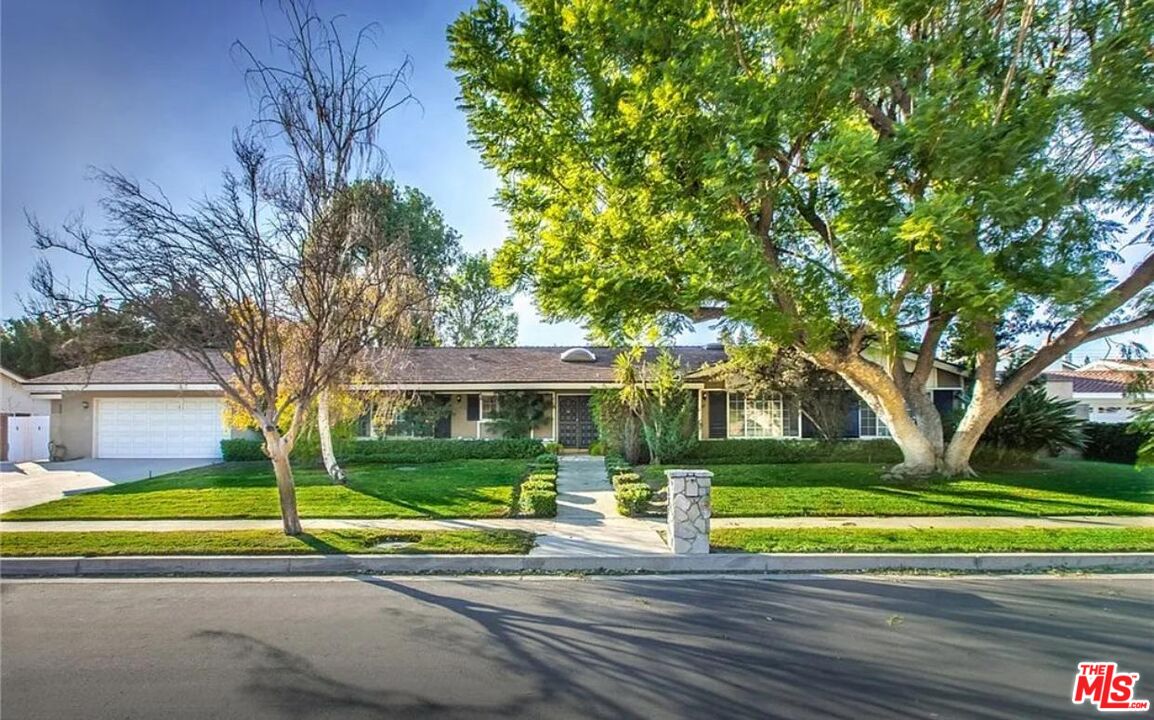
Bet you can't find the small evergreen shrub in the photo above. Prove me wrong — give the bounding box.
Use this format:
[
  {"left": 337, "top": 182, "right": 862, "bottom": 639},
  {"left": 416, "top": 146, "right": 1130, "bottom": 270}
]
[
  {"left": 615, "top": 482, "right": 654, "bottom": 516},
  {"left": 520, "top": 478, "right": 555, "bottom": 493},
  {"left": 611, "top": 472, "right": 643, "bottom": 490},
  {"left": 220, "top": 439, "right": 266, "bottom": 461},
  {"left": 533, "top": 453, "right": 558, "bottom": 467},
  {"left": 519, "top": 488, "right": 557, "bottom": 517},
  {"left": 542, "top": 441, "right": 563, "bottom": 454}
]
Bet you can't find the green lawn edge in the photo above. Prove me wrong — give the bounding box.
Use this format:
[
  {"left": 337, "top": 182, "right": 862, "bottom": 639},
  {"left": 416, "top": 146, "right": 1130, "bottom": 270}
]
[
  {"left": 710, "top": 527, "right": 1154, "bottom": 554},
  {"left": 0, "top": 529, "right": 536, "bottom": 557}
]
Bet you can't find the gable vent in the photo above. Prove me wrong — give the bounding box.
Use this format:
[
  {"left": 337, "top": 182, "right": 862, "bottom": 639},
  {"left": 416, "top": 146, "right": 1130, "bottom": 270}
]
[{"left": 560, "top": 347, "right": 597, "bottom": 363}]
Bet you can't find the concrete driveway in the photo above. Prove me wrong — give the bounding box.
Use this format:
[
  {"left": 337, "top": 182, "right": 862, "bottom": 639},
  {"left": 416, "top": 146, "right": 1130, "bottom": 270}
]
[{"left": 0, "top": 458, "right": 217, "bottom": 514}]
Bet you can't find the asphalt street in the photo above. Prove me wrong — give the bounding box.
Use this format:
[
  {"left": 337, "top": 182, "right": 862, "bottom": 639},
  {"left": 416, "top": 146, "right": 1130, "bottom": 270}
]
[{"left": 2, "top": 574, "right": 1151, "bottom": 719}]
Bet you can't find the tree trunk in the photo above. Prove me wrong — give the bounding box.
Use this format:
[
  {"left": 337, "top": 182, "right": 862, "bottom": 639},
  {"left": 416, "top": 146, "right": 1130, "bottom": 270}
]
[
  {"left": 316, "top": 388, "right": 346, "bottom": 484},
  {"left": 942, "top": 390, "right": 1003, "bottom": 477},
  {"left": 264, "top": 429, "right": 303, "bottom": 536}
]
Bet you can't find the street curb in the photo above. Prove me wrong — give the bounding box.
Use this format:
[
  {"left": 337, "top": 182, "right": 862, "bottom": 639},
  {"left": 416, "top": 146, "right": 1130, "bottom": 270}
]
[{"left": 3, "top": 552, "right": 1153, "bottom": 577}]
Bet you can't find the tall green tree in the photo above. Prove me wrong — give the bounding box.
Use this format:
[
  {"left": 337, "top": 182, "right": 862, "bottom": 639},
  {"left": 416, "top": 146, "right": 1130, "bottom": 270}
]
[
  {"left": 450, "top": 0, "right": 1154, "bottom": 477},
  {"left": 436, "top": 250, "right": 519, "bottom": 346},
  {"left": 1, "top": 305, "right": 154, "bottom": 378}
]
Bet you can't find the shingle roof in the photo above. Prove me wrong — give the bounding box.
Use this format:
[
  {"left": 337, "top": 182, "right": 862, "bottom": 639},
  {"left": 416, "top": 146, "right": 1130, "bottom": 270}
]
[
  {"left": 25, "top": 346, "right": 728, "bottom": 386},
  {"left": 24, "top": 350, "right": 231, "bottom": 386}
]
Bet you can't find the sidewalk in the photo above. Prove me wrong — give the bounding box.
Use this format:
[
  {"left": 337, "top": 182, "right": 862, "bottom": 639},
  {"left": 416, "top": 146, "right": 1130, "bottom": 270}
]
[{"left": 2, "top": 514, "right": 1150, "bottom": 534}]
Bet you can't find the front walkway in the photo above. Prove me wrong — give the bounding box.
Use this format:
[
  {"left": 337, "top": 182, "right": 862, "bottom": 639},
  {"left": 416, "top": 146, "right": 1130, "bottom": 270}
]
[{"left": 529, "top": 455, "right": 668, "bottom": 556}]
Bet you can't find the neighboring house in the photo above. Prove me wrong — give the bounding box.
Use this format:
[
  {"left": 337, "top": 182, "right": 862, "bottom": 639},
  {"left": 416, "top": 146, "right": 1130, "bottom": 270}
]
[
  {"left": 22, "top": 346, "right": 969, "bottom": 459},
  {"left": 1, "top": 367, "right": 52, "bottom": 462},
  {"left": 1044, "top": 359, "right": 1154, "bottom": 424}
]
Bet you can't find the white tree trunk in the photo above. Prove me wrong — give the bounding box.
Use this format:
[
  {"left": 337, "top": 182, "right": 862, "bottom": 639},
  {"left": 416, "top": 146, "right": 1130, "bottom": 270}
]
[
  {"left": 263, "top": 429, "right": 303, "bottom": 536},
  {"left": 317, "top": 388, "right": 346, "bottom": 484}
]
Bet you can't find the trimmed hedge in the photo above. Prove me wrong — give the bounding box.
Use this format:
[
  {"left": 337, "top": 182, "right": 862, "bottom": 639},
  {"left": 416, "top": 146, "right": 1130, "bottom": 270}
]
[
  {"left": 1083, "top": 423, "right": 1147, "bottom": 465},
  {"left": 683, "top": 439, "right": 904, "bottom": 465},
  {"left": 615, "top": 482, "right": 653, "bottom": 516},
  {"left": 223, "top": 437, "right": 545, "bottom": 464},
  {"left": 519, "top": 488, "right": 557, "bottom": 516},
  {"left": 611, "top": 472, "right": 642, "bottom": 490},
  {"left": 220, "top": 439, "right": 266, "bottom": 462}
]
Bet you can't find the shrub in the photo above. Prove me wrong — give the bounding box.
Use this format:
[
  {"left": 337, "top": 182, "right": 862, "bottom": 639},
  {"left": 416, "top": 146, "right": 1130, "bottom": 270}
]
[
  {"left": 615, "top": 482, "right": 653, "bottom": 516},
  {"left": 518, "top": 488, "right": 557, "bottom": 517},
  {"left": 611, "top": 472, "right": 642, "bottom": 489},
  {"left": 220, "top": 439, "right": 266, "bottom": 461},
  {"left": 588, "top": 440, "right": 605, "bottom": 456},
  {"left": 533, "top": 452, "right": 558, "bottom": 466},
  {"left": 542, "top": 441, "right": 563, "bottom": 454},
  {"left": 520, "top": 478, "right": 555, "bottom": 493},
  {"left": 336, "top": 438, "right": 543, "bottom": 463},
  {"left": 683, "top": 438, "right": 903, "bottom": 465},
  {"left": 979, "top": 385, "right": 1085, "bottom": 455},
  {"left": 525, "top": 471, "right": 557, "bottom": 484},
  {"left": 1083, "top": 423, "right": 1148, "bottom": 464}
]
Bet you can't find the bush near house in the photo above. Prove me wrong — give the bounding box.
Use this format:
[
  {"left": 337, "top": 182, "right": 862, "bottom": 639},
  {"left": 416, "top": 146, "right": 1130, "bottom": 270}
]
[
  {"left": 220, "top": 437, "right": 545, "bottom": 464},
  {"left": 220, "top": 439, "right": 267, "bottom": 462},
  {"left": 1082, "top": 423, "right": 1148, "bottom": 465},
  {"left": 683, "top": 439, "right": 904, "bottom": 465}
]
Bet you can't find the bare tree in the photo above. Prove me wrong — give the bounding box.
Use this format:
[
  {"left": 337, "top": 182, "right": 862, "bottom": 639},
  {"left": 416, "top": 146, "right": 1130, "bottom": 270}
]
[{"left": 29, "top": 0, "right": 420, "bottom": 534}]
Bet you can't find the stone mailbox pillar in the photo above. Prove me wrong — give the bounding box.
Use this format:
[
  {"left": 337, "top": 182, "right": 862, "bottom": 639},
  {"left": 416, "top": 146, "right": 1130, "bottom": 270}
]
[{"left": 665, "top": 469, "right": 713, "bottom": 554}]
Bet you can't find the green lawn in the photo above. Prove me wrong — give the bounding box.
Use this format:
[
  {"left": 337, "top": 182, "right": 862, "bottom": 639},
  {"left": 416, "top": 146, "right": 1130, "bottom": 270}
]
[
  {"left": 642, "top": 460, "right": 1154, "bottom": 517},
  {"left": 0, "top": 529, "right": 536, "bottom": 556},
  {"left": 2, "top": 460, "right": 524, "bottom": 521},
  {"left": 710, "top": 527, "right": 1154, "bottom": 553}
]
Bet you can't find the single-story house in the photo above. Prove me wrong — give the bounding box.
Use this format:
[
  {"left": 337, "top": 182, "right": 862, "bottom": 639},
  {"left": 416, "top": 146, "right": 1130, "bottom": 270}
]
[
  {"left": 1044, "top": 359, "right": 1154, "bottom": 423},
  {"left": 22, "top": 346, "right": 969, "bottom": 459}
]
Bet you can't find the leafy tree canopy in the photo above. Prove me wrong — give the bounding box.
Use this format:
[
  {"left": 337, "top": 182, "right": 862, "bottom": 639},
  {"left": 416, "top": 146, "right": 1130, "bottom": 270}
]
[
  {"left": 450, "top": 0, "right": 1154, "bottom": 475},
  {"left": 436, "top": 250, "right": 519, "bottom": 346}
]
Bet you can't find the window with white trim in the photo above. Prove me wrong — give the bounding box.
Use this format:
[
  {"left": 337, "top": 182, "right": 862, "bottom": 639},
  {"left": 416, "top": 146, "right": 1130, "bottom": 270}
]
[
  {"left": 727, "top": 392, "right": 795, "bottom": 438},
  {"left": 858, "top": 405, "right": 891, "bottom": 438}
]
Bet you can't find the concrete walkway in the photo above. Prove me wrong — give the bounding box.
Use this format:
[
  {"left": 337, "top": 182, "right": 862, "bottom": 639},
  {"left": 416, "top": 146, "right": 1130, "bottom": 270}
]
[
  {"left": 2, "top": 514, "right": 1150, "bottom": 534},
  {"left": 529, "top": 455, "right": 668, "bottom": 556}
]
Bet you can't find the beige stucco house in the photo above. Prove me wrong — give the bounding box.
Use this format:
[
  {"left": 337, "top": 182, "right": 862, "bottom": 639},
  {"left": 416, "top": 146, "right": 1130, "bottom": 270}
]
[{"left": 22, "top": 346, "right": 968, "bottom": 460}]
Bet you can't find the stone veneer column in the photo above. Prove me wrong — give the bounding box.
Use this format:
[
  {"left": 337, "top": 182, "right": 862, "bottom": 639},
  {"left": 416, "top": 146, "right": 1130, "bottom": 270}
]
[{"left": 664, "top": 469, "right": 713, "bottom": 554}]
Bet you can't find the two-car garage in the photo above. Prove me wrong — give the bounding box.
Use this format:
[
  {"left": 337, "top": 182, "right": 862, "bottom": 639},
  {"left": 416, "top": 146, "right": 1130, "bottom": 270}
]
[{"left": 94, "top": 397, "right": 227, "bottom": 459}]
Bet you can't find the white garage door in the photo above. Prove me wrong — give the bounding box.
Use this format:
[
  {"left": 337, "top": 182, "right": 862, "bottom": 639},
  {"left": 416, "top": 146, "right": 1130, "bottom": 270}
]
[{"left": 95, "top": 398, "right": 226, "bottom": 458}]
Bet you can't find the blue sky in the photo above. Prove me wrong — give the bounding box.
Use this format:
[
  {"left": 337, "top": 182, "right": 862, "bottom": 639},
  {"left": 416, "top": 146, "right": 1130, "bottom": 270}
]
[
  {"left": 0, "top": 0, "right": 1144, "bottom": 358},
  {"left": 1, "top": 0, "right": 669, "bottom": 344}
]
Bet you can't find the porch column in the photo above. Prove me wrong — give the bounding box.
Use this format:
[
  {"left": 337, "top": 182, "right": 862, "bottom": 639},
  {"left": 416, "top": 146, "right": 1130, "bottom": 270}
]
[{"left": 665, "top": 469, "right": 712, "bottom": 554}]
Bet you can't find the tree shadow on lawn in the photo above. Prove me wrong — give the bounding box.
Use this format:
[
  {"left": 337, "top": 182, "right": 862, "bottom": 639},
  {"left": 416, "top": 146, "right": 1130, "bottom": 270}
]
[{"left": 699, "top": 462, "right": 1154, "bottom": 508}]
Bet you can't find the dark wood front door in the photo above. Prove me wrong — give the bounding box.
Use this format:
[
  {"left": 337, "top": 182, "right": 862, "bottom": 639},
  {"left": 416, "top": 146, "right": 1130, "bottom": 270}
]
[
  {"left": 707, "top": 392, "right": 728, "bottom": 439},
  {"left": 557, "top": 395, "right": 596, "bottom": 449}
]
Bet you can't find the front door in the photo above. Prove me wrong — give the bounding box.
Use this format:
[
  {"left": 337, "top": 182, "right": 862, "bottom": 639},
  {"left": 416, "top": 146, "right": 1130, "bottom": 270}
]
[
  {"left": 707, "top": 392, "right": 728, "bottom": 439},
  {"left": 557, "top": 395, "right": 596, "bottom": 449}
]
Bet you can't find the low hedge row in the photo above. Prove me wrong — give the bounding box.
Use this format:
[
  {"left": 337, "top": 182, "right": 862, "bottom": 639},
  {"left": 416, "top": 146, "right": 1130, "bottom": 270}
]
[
  {"left": 518, "top": 446, "right": 560, "bottom": 517},
  {"left": 682, "top": 439, "right": 904, "bottom": 465},
  {"left": 606, "top": 458, "right": 654, "bottom": 517},
  {"left": 219, "top": 437, "right": 545, "bottom": 464}
]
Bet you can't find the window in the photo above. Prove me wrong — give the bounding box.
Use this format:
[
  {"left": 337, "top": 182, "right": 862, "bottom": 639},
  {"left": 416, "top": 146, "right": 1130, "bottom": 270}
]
[
  {"left": 728, "top": 392, "right": 795, "bottom": 438},
  {"left": 355, "top": 403, "right": 375, "bottom": 438},
  {"left": 465, "top": 394, "right": 480, "bottom": 422},
  {"left": 859, "top": 405, "right": 891, "bottom": 438}
]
